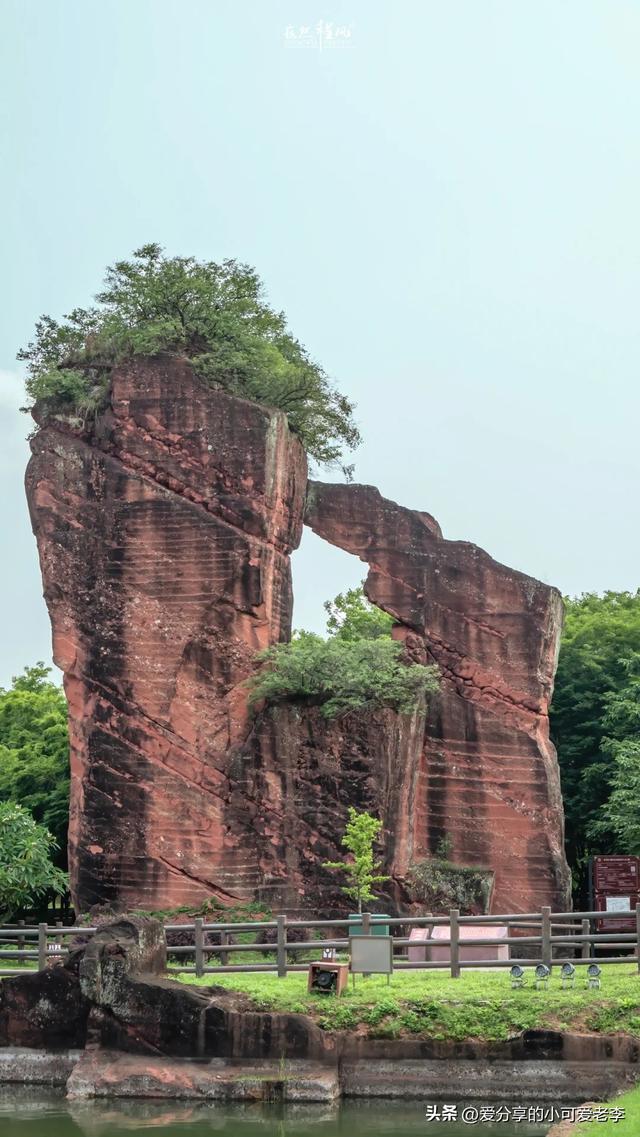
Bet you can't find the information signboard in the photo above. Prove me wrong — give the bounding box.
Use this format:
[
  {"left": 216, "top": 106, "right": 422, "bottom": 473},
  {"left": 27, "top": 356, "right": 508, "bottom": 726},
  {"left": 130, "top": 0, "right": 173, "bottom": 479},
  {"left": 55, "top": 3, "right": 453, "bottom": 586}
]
[
  {"left": 349, "top": 935, "right": 393, "bottom": 976},
  {"left": 605, "top": 896, "right": 630, "bottom": 913}
]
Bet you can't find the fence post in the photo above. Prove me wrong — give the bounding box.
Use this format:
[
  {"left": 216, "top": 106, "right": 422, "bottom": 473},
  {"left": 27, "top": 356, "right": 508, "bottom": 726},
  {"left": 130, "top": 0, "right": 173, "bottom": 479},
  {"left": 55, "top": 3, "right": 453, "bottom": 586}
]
[
  {"left": 361, "top": 911, "right": 371, "bottom": 936},
  {"left": 220, "top": 930, "right": 229, "bottom": 967},
  {"left": 581, "top": 918, "right": 590, "bottom": 961},
  {"left": 450, "top": 908, "right": 460, "bottom": 978},
  {"left": 38, "top": 923, "right": 47, "bottom": 971},
  {"left": 194, "top": 918, "right": 204, "bottom": 978},
  {"left": 276, "top": 915, "right": 287, "bottom": 978},
  {"left": 636, "top": 905, "right": 640, "bottom": 973},
  {"left": 17, "top": 918, "right": 25, "bottom": 956},
  {"left": 541, "top": 907, "right": 551, "bottom": 969}
]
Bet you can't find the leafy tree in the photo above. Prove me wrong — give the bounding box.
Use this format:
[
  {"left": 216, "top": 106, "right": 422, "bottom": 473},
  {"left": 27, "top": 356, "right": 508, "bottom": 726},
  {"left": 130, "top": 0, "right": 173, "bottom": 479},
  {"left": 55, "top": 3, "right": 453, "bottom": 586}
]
[
  {"left": 550, "top": 591, "right": 640, "bottom": 893},
  {"left": 248, "top": 630, "right": 438, "bottom": 719},
  {"left": 593, "top": 655, "right": 640, "bottom": 853},
  {"left": 0, "top": 802, "right": 67, "bottom": 921},
  {"left": 17, "top": 244, "right": 361, "bottom": 472},
  {"left": 0, "top": 664, "right": 69, "bottom": 864},
  {"left": 324, "top": 807, "right": 389, "bottom": 912},
  {"left": 324, "top": 584, "right": 393, "bottom": 641}
]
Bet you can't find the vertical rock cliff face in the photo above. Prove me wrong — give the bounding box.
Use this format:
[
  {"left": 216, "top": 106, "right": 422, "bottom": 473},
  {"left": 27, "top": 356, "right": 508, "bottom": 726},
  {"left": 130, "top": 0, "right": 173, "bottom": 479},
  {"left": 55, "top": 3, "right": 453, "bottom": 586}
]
[
  {"left": 304, "top": 482, "right": 571, "bottom": 913},
  {"left": 241, "top": 702, "right": 427, "bottom": 910},
  {"left": 26, "top": 357, "right": 307, "bottom": 911},
  {"left": 26, "top": 357, "right": 570, "bottom": 915}
]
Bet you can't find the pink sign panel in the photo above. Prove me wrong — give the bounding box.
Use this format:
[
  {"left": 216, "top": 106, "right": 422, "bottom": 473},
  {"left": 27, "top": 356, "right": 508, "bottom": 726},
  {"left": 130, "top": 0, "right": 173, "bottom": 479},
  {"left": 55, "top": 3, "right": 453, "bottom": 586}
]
[{"left": 428, "top": 923, "right": 509, "bottom": 963}]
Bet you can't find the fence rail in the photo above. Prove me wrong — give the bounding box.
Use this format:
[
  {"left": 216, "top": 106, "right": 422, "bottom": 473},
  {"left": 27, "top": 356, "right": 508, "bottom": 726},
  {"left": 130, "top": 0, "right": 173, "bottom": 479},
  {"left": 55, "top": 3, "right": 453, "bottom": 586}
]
[{"left": 1, "top": 906, "right": 639, "bottom": 978}]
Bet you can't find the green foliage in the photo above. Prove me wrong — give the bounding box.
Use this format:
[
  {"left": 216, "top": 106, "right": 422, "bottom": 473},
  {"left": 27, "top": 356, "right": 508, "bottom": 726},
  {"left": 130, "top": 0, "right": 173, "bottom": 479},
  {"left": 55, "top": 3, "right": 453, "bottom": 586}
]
[
  {"left": 0, "top": 802, "right": 67, "bottom": 921},
  {"left": 324, "top": 584, "right": 393, "bottom": 641},
  {"left": 17, "top": 243, "right": 360, "bottom": 471},
  {"left": 0, "top": 664, "right": 69, "bottom": 865},
  {"left": 178, "top": 964, "right": 640, "bottom": 1043},
  {"left": 550, "top": 591, "right": 640, "bottom": 889},
  {"left": 594, "top": 656, "right": 640, "bottom": 853},
  {"left": 248, "top": 631, "right": 437, "bottom": 719},
  {"left": 406, "top": 857, "right": 494, "bottom": 914},
  {"left": 323, "top": 807, "right": 389, "bottom": 912}
]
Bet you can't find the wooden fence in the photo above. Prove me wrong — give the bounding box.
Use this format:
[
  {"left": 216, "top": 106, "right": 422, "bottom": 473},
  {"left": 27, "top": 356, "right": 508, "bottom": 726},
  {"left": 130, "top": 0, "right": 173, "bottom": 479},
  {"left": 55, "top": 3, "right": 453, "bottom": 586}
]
[{"left": 1, "top": 906, "right": 639, "bottom": 979}]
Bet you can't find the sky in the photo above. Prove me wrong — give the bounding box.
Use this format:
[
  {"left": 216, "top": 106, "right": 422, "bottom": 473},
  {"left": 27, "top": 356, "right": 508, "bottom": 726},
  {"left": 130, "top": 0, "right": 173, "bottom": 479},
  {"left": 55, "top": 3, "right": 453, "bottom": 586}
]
[{"left": 0, "top": 0, "right": 639, "bottom": 688}]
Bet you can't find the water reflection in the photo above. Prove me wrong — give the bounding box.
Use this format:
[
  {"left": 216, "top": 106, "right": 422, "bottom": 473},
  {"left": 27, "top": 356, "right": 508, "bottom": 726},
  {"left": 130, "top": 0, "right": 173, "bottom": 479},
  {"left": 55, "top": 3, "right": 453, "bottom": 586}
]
[{"left": 0, "top": 1088, "right": 561, "bottom": 1136}]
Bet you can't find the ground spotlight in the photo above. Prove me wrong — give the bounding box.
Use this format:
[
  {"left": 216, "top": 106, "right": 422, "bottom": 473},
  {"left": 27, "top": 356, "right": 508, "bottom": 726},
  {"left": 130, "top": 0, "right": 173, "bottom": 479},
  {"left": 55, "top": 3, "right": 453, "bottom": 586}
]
[
  {"left": 510, "top": 964, "right": 524, "bottom": 988},
  {"left": 535, "top": 963, "right": 551, "bottom": 989},
  {"left": 587, "top": 963, "right": 601, "bottom": 989},
  {"left": 560, "top": 962, "right": 575, "bottom": 988}
]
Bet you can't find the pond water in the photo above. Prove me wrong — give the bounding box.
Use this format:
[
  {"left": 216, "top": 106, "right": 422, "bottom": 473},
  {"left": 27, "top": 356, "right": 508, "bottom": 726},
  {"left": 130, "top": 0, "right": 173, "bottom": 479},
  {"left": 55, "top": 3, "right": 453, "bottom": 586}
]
[{"left": 0, "top": 1089, "right": 564, "bottom": 1137}]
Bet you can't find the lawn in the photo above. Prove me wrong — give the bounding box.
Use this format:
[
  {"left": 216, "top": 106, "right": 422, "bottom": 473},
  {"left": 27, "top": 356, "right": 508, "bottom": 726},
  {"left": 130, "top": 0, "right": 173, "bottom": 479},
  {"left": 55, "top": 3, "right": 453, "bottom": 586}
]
[
  {"left": 176, "top": 964, "right": 640, "bottom": 1041},
  {"left": 575, "top": 1084, "right": 640, "bottom": 1136}
]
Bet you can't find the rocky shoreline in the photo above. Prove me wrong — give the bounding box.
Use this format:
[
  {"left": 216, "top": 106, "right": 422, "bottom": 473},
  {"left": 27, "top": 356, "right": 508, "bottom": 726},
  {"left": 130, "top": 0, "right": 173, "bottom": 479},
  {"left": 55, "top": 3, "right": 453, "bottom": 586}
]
[{"left": 0, "top": 918, "right": 637, "bottom": 1103}]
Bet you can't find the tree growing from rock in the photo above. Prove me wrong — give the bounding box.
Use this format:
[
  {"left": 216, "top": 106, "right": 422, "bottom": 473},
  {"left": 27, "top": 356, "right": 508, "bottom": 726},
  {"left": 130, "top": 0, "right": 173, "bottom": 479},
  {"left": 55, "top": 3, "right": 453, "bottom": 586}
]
[
  {"left": 249, "top": 584, "right": 438, "bottom": 718},
  {"left": 248, "top": 630, "right": 437, "bottom": 718},
  {"left": 17, "top": 243, "right": 361, "bottom": 472},
  {"left": 323, "top": 807, "right": 389, "bottom": 913}
]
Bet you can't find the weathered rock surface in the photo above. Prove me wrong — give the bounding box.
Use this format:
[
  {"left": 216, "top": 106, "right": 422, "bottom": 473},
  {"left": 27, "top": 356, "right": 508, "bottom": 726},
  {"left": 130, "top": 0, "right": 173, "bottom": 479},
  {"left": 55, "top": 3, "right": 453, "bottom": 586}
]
[
  {"left": 66, "top": 1051, "right": 341, "bottom": 1102},
  {"left": 26, "top": 355, "right": 570, "bottom": 915},
  {"left": 26, "top": 356, "right": 307, "bottom": 912},
  {"left": 0, "top": 918, "right": 333, "bottom": 1063},
  {"left": 241, "top": 703, "right": 426, "bottom": 910},
  {"left": 304, "top": 481, "right": 571, "bottom": 912}
]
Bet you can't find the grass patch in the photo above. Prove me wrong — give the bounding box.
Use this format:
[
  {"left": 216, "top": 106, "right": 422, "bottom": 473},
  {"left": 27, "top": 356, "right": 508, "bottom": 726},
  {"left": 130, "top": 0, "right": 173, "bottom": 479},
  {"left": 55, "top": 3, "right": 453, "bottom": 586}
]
[
  {"left": 175, "top": 965, "right": 640, "bottom": 1042},
  {"left": 576, "top": 1083, "right": 640, "bottom": 1136}
]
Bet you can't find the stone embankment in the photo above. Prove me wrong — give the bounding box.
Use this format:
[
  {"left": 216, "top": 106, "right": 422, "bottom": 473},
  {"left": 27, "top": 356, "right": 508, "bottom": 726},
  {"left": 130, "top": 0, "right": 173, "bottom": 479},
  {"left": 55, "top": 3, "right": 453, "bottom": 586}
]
[{"left": 0, "top": 919, "right": 637, "bottom": 1103}]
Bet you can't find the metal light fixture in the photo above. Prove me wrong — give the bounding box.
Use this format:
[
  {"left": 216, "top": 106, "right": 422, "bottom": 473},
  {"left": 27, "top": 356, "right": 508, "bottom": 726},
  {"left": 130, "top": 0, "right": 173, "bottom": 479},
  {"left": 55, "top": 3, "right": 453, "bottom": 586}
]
[
  {"left": 535, "top": 963, "right": 551, "bottom": 989},
  {"left": 510, "top": 964, "right": 525, "bottom": 988},
  {"left": 560, "top": 962, "right": 575, "bottom": 988},
  {"left": 587, "top": 963, "right": 601, "bottom": 989}
]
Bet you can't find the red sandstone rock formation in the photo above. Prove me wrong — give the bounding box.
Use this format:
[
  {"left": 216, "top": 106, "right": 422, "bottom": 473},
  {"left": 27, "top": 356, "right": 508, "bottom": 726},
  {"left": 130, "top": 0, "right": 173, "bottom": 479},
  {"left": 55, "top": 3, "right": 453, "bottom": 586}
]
[
  {"left": 304, "top": 481, "right": 571, "bottom": 912},
  {"left": 26, "top": 356, "right": 307, "bottom": 912},
  {"left": 26, "top": 356, "right": 570, "bottom": 915}
]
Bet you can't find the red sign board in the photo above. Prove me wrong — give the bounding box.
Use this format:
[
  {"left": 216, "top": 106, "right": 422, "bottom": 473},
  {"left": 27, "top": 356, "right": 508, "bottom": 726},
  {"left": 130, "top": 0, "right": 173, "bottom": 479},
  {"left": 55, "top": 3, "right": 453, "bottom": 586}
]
[
  {"left": 593, "top": 855, "right": 639, "bottom": 933},
  {"left": 593, "top": 855, "right": 639, "bottom": 893}
]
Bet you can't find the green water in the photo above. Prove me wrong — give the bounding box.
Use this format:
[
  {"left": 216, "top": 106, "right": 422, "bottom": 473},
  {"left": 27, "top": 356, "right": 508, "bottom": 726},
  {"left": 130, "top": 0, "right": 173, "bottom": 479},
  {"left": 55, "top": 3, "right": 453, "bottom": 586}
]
[{"left": 0, "top": 1089, "right": 562, "bottom": 1136}]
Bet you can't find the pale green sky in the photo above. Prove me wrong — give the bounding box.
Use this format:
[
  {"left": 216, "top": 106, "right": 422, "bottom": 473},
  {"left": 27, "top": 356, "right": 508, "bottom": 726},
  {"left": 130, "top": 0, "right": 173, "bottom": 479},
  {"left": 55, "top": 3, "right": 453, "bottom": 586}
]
[{"left": 1, "top": 1, "right": 639, "bottom": 686}]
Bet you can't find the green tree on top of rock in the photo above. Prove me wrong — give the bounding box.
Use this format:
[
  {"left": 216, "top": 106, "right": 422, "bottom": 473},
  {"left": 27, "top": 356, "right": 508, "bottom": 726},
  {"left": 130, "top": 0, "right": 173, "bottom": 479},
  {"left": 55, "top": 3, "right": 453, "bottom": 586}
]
[
  {"left": 17, "top": 243, "right": 361, "bottom": 472},
  {"left": 248, "top": 584, "right": 438, "bottom": 719}
]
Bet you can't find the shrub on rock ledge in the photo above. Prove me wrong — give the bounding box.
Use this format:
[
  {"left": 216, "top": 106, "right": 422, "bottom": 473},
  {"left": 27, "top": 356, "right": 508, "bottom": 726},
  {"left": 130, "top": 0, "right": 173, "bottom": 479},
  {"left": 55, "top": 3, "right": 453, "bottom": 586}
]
[{"left": 247, "top": 631, "right": 439, "bottom": 719}]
